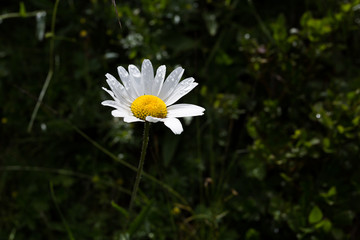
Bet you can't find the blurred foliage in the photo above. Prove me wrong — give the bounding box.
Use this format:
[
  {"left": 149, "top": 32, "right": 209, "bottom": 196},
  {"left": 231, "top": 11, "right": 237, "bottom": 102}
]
[{"left": 1, "top": 0, "right": 360, "bottom": 239}]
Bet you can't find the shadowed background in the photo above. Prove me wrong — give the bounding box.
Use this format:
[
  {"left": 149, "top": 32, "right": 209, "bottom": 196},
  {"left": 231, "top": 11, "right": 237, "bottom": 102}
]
[{"left": 1, "top": 0, "right": 360, "bottom": 239}]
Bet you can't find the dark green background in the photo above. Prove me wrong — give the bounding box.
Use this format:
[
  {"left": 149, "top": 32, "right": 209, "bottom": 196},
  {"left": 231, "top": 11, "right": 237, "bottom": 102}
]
[{"left": 1, "top": 0, "right": 360, "bottom": 239}]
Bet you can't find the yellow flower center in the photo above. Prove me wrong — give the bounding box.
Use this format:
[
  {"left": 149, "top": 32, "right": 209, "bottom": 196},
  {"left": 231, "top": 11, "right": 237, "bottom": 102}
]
[{"left": 131, "top": 95, "right": 167, "bottom": 120}]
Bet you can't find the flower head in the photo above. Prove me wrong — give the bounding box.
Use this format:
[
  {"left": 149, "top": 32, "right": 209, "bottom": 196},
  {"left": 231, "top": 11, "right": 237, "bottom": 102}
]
[{"left": 102, "top": 59, "right": 205, "bottom": 134}]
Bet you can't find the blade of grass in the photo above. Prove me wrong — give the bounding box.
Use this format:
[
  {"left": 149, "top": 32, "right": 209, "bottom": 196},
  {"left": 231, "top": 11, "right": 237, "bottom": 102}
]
[
  {"left": 111, "top": 200, "right": 129, "bottom": 218},
  {"left": 0, "top": 165, "right": 131, "bottom": 195},
  {"left": 49, "top": 181, "right": 75, "bottom": 240},
  {"left": 128, "top": 201, "right": 153, "bottom": 236},
  {"left": 27, "top": 0, "right": 60, "bottom": 132}
]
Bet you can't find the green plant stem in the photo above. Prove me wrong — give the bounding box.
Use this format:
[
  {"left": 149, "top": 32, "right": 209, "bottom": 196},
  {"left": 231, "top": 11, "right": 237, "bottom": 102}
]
[
  {"left": 0, "top": 11, "right": 44, "bottom": 21},
  {"left": 27, "top": 0, "right": 60, "bottom": 132},
  {"left": 129, "top": 121, "right": 151, "bottom": 213}
]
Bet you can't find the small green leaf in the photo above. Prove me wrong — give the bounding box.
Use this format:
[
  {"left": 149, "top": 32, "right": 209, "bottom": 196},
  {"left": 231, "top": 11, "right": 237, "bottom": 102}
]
[
  {"left": 322, "top": 219, "right": 332, "bottom": 232},
  {"left": 19, "top": 2, "right": 27, "bottom": 17},
  {"left": 309, "top": 206, "right": 323, "bottom": 224},
  {"left": 245, "top": 228, "right": 260, "bottom": 240},
  {"left": 280, "top": 173, "right": 292, "bottom": 182},
  {"left": 352, "top": 116, "right": 360, "bottom": 126},
  {"left": 337, "top": 125, "right": 345, "bottom": 134},
  {"left": 320, "top": 186, "right": 337, "bottom": 199},
  {"left": 45, "top": 32, "right": 54, "bottom": 38},
  {"left": 327, "top": 186, "right": 337, "bottom": 197},
  {"left": 341, "top": 3, "right": 352, "bottom": 12},
  {"left": 291, "top": 129, "right": 301, "bottom": 139}
]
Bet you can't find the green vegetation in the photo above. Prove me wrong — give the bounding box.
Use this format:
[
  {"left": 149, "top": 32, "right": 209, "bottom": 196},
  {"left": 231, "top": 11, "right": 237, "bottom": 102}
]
[{"left": 1, "top": 0, "right": 360, "bottom": 239}]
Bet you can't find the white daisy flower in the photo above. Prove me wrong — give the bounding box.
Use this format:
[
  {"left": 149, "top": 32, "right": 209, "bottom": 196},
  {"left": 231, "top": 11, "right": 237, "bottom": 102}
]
[{"left": 101, "top": 59, "right": 205, "bottom": 134}]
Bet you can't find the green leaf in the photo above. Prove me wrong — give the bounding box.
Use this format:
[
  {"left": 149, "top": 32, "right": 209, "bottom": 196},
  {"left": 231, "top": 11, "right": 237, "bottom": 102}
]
[
  {"left": 341, "top": 3, "right": 352, "bottom": 12},
  {"left": 337, "top": 125, "right": 345, "bottom": 134},
  {"left": 327, "top": 186, "right": 337, "bottom": 197},
  {"left": 19, "top": 2, "right": 27, "bottom": 17},
  {"left": 320, "top": 186, "right": 337, "bottom": 199},
  {"left": 322, "top": 219, "right": 332, "bottom": 232},
  {"left": 245, "top": 228, "right": 260, "bottom": 240},
  {"left": 280, "top": 173, "right": 292, "bottom": 182},
  {"left": 309, "top": 206, "right": 323, "bottom": 224}
]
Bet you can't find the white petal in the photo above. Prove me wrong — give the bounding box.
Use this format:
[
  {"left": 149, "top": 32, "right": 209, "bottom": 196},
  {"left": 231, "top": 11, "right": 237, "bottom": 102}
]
[
  {"left": 124, "top": 116, "right": 143, "bottom": 123},
  {"left": 164, "top": 78, "right": 198, "bottom": 106},
  {"left": 101, "top": 100, "right": 119, "bottom": 108},
  {"left": 102, "top": 87, "right": 116, "bottom": 100},
  {"left": 128, "top": 64, "right": 143, "bottom": 97},
  {"left": 101, "top": 88, "right": 130, "bottom": 109},
  {"left": 111, "top": 109, "right": 131, "bottom": 118},
  {"left": 101, "top": 100, "right": 131, "bottom": 113},
  {"left": 162, "top": 118, "right": 183, "bottom": 135},
  {"left": 152, "top": 65, "right": 166, "bottom": 96},
  {"left": 167, "top": 104, "right": 205, "bottom": 118},
  {"left": 105, "top": 73, "right": 133, "bottom": 104},
  {"left": 117, "top": 66, "right": 130, "bottom": 87},
  {"left": 145, "top": 116, "right": 162, "bottom": 123},
  {"left": 141, "top": 59, "right": 154, "bottom": 95},
  {"left": 117, "top": 66, "right": 137, "bottom": 100},
  {"left": 158, "top": 67, "right": 184, "bottom": 100}
]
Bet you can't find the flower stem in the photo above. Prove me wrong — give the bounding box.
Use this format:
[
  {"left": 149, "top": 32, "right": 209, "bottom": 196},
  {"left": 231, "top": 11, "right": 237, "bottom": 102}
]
[{"left": 129, "top": 121, "right": 150, "bottom": 213}]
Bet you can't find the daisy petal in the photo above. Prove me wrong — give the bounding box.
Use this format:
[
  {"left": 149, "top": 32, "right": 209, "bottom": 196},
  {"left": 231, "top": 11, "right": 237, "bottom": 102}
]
[
  {"left": 128, "top": 64, "right": 143, "bottom": 97},
  {"left": 111, "top": 109, "right": 130, "bottom": 118},
  {"left": 101, "top": 88, "right": 129, "bottom": 108},
  {"left": 167, "top": 104, "right": 205, "bottom": 118},
  {"left": 105, "top": 73, "right": 133, "bottom": 104},
  {"left": 102, "top": 87, "right": 116, "bottom": 100},
  {"left": 152, "top": 65, "right": 166, "bottom": 96},
  {"left": 117, "top": 66, "right": 137, "bottom": 99},
  {"left": 102, "top": 100, "right": 131, "bottom": 114},
  {"left": 162, "top": 118, "right": 183, "bottom": 135},
  {"left": 164, "top": 77, "right": 198, "bottom": 106},
  {"left": 117, "top": 66, "right": 130, "bottom": 86},
  {"left": 124, "top": 116, "right": 143, "bottom": 123},
  {"left": 101, "top": 100, "right": 119, "bottom": 108},
  {"left": 158, "top": 67, "right": 184, "bottom": 100},
  {"left": 141, "top": 59, "right": 154, "bottom": 95},
  {"left": 145, "top": 116, "right": 162, "bottom": 123}
]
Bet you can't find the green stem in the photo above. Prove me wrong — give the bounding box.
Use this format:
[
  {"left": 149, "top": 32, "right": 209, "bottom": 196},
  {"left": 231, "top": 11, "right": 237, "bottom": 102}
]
[
  {"left": 0, "top": 11, "right": 45, "bottom": 21},
  {"left": 129, "top": 122, "right": 151, "bottom": 213},
  {"left": 27, "top": 0, "right": 60, "bottom": 132}
]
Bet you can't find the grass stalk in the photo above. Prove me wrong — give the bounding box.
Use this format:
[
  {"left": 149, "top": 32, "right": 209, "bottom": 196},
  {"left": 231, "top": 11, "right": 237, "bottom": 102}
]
[{"left": 27, "top": 0, "right": 60, "bottom": 132}]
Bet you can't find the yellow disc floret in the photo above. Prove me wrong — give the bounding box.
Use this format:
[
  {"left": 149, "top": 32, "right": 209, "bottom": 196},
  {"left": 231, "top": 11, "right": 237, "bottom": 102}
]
[{"left": 131, "top": 95, "right": 167, "bottom": 120}]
